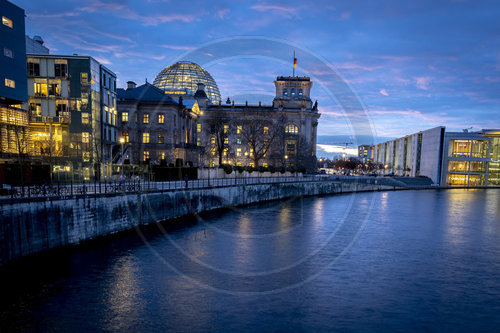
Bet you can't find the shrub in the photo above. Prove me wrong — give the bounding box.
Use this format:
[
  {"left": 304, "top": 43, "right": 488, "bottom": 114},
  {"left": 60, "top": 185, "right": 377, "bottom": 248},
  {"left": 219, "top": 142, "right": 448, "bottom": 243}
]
[
  {"left": 258, "top": 166, "right": 267, "bottom": 173},
  {"left": 269, "top": 165, "right": 276, "bottom": 173},
  {"left": 279, "top": 167, "right": 286, "bottom": 174},
  {"left": 235, "top": 166, "right": 244, "bottom": 173},
  {"left": 245, "top": 166, "right": 254, "bottom": 173},
  {"left": 222, "top": 164, "right": 233, "bottom": 174}
]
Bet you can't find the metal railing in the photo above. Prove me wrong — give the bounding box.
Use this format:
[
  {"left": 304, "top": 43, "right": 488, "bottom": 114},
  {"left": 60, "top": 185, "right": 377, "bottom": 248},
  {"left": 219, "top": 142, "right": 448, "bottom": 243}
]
[{"left": 1, "top": 175, "right": 341, "bottom": 200}]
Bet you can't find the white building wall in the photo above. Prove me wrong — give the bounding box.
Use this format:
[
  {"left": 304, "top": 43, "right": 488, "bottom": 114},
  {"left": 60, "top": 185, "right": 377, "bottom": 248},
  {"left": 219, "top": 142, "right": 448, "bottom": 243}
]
[{"left": 419, "top": 127, "right": 444, "bottom": 183}]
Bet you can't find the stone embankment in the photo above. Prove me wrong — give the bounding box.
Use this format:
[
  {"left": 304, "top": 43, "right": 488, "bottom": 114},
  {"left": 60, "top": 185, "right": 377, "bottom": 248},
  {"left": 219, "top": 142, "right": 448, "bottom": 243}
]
[{"left": 0, "top": 179, "right": 399, "bottom": 266}]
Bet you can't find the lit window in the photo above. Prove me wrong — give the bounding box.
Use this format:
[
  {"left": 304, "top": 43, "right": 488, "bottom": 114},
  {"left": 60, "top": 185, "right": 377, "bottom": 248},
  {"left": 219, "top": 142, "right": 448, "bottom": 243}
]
[
  {"left": 197, "top": 138, "right": 201, "bottom": 146},
  {"left": 81, "top": 73, "right": 88, "bottom": 84},
  {"left": 237, "top": 162, "right": 242, "bottom": 166},
  {"left": 2, "top": 17, "right": 13, "bottom": 28},
  {"left": 82, "top": 113, "right": 89, "bottom": 124},
  {"left": 83, "top": 152, "right": 90, "bottom": 162},
  {"left": 263, "top": 126, "right": 269, "bottom": 134},
  {"left": 34, "top": 83, "right": 47, "bottom": 96},
  {"left": 291, "top": 89, "right": 295, "bottom": 96},
  {"left": 158, "top": 133, "right": 164, "bottom": 144},
  {"left": 159, "top": 152, "right": 165, "bottom": 160},
  {"left": 236, "top": 125, "right": 242, "bottom": 134},
  {"left": 143, "top": 113, "right": 149, "bottom": 124},
  {"left": 210, "top": 161, "right": 215, "bottom": 167},
  {"left": 224, "top": 137, "right": 229, "bottom": 144},
  {"left": 122, "top": 112, "right": 128, "bottom": 122},
  {"left": 211, "top": 137, "right": 215, "bottom": 144},
  {"left": 223, "top": 148, "right": 228, "bottom": 156},
  {"left": 143, "top": 132, "right": 150, "bottom": 143},
  {"left": 4, "top": 78, "right": 15, "bottom": 88},
  {"left": 237, "top": 148, "right": 242, "bottom": 156},
  {"left": 263, "top": 163, "right": 268, "bottom": 167},
  {"left": 236, "top": 138, "right": 242, "bottom": 144},
  {"left": 283, "top": 89, "right": 288, "bottom": 96},
  {"left": 197, "top": 123, "right": 202, "bottom": 132},
  {"left": 158, "top": 114, "right": 164, "bottom": 124},
  {"left": 143, "top": 151, "right": 150, "bottom": 161},
  {"left": 122, "top": 132, "right": 129, "bottom": 142},
  {"left": 224, "top": 124, "right": 229, "bottom": 134},
  {"left": 298, "top": 89, "right": 303, "bottom": 96},
  {"left": 82, "top": 132, "right": 90, "bottom": 143},
  {"left": 250, "top": 163, "right": 255, "bottom": 167},
  {"left": 3, "top": 48, "right": 13, "bottom": 58},
  {"left": 285, "top": 123, "right": 299, "bottom": 134},
  {"left": 211, "top": 147, "right": 216, "bottom": 156}
]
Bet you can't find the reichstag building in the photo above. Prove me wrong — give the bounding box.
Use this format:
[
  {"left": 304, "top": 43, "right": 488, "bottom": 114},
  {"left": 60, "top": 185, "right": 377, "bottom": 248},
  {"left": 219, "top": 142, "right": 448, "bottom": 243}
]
[{"left": 117, "top": 61, "right": 320, "bottom": 171}]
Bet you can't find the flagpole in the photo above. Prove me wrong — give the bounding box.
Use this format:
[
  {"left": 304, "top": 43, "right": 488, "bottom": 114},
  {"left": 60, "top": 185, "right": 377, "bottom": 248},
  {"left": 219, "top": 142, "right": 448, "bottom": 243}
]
[{"left": 293, "top": 50, "right": 295, "bottom": 77}]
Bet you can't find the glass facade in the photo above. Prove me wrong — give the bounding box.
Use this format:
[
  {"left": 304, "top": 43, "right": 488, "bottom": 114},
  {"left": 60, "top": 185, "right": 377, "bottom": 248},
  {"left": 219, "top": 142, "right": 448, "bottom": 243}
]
[
  {"left": 153, "top": 61, "right": 221, "bottom": 103},
  {"left": 446, "top": 138, "right": 490, "bottom": 187},
  {"left": 488, "top": 137, "right": 500, "bottom": 185}
]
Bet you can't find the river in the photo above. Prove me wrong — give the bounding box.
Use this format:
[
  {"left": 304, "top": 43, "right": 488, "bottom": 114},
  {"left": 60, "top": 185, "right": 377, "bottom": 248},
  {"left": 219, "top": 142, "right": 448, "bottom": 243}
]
[{"left": 1, "top": 189, "right": 499, "bottom": 332}]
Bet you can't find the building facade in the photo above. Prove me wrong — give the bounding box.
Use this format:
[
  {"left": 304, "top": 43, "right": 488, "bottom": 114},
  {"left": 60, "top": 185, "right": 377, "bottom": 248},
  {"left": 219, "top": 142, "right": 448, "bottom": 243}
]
[
  {"left": 196, "top": 76, "right": 320, "bottom": 170},
  {"left": 358, "top": 144, "right": 374, "bottom": 163},
  {"left": 117, "top": 82, "right": 201, "bottom": 167},
  {"left": 25, "top": 54, "right": 117, "bottom": 181},
  {"left": 0, "top": 0, "right": 28, "bottom": 159},
  {"left": 374, "top": 127, "right": 500, "bottom": 187}
]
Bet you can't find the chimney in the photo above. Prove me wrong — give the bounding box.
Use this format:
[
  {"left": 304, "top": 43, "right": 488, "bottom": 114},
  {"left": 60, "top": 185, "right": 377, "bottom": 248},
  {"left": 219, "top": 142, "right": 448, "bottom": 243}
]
[{"left": 126, "top": 81, "right": 136, "bottom": 90}]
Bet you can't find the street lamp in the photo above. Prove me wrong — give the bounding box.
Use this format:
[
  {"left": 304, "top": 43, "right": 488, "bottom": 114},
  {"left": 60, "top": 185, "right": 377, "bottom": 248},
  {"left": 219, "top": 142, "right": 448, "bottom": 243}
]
[{"left": 119, "top": 137, "right": 125, "bottom": 179}]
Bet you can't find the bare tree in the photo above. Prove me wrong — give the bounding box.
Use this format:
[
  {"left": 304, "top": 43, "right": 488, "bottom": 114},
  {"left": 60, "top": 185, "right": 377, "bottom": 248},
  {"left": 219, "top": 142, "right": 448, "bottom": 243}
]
[
  {"left": 204, "top": 109, "right": 231, "bottom": 166},
  {"left": 240, "top": 115, "right": 285, "bottom": 167},
  {"left": 12, "top": 125, "right": 29, "bottom": 188}
]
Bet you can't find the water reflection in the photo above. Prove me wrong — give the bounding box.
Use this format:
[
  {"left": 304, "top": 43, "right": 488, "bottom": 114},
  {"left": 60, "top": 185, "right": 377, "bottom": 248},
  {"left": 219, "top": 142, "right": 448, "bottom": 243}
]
[{"left": 0, "top": 190, "right": 499, "bottom": 332}]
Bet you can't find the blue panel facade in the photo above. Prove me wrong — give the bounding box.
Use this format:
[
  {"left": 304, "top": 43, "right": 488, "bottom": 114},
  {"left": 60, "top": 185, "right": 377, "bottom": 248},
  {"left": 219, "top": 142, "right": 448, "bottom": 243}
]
[{"left": 0, "top": 0, "right": 27, "bottom": 104}]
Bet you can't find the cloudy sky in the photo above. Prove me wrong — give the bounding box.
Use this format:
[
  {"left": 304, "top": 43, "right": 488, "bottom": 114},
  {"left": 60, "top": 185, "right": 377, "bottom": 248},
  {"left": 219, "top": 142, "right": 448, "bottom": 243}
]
[{"left": 17, "top": 0, "right": 500, "bottom": 149}]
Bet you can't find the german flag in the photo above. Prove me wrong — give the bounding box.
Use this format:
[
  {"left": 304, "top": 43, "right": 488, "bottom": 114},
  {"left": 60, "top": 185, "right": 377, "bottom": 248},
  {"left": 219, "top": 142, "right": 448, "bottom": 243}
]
[{"left": 293, "top": 57, "right": 297, "bottom": 68}]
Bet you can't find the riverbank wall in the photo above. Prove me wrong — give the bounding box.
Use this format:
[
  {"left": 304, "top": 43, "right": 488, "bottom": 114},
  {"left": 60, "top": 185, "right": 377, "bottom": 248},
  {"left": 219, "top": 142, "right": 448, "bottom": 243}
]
[{"left": 0, "top": 180, "right": 394, "bottom": 266}]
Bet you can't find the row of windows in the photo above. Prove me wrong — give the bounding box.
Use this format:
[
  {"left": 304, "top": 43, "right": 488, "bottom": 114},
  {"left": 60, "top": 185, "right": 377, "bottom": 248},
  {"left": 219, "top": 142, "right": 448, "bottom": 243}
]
[
  {"left": 210, "top": 124, "right": 298, "bottom": 134},
  {"left": 122, "top": 112, "right": 166, "bottom": 124},
  {"left": 27, "top": 62, "right": 67, "bottom": 77},
  {"left": 283, "top": 88, "right": 303, "bottom": 97},
  {"left": 121, "top": 132, "right": 168, "bottom": 144}
]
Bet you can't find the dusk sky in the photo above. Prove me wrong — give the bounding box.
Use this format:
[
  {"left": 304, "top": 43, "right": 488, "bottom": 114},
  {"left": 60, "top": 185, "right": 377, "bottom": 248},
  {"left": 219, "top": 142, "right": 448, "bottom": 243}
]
[{"left": 17, "top": 0, "right": 500, "bottom": 152}]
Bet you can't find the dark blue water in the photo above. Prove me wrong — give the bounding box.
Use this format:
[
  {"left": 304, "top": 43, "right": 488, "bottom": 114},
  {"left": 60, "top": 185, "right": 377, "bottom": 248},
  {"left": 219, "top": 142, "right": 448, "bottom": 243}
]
[{"left": 1, "top": 189, "right": 499, "bottom": 332}]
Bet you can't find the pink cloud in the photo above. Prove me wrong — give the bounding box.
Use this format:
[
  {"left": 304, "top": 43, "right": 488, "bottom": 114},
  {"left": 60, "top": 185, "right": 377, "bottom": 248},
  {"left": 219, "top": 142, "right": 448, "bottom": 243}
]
[
  {"left": 415, "top": 76, "right": 432, "bottom": 90},
  {"left": 161, "top": 44, "right": 196, "bottom": 51},
  {"left": 251, "top": 3, "right": 297, "bottom": 17},
  {"left": 217, "top": 8, "right": 230, "bottom": 19},
  {"left": 79, "top": 0, "right": 196, "bottom": 26}
]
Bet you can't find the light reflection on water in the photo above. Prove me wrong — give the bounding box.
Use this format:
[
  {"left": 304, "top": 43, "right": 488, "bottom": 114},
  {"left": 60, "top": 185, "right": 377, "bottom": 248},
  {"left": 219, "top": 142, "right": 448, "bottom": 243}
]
[{"left": 0, "top": 189, "right": 499, "bottom": 332}]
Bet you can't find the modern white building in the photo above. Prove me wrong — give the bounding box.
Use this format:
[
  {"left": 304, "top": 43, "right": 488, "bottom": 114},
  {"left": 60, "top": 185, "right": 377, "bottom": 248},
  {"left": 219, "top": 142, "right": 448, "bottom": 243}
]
[{"left": 374, "top": 127, "right": 500, "bottom": 187}]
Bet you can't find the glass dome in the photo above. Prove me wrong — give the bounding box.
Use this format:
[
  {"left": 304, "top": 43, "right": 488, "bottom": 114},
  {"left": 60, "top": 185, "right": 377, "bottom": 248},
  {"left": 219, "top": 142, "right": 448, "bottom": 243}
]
[{"left": 153, "top": 61, "right": 221, "bottom": 103}]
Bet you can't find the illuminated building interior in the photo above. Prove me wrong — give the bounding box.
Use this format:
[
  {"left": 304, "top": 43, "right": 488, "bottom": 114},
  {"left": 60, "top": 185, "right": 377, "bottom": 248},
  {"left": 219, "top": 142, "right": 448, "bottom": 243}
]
[{"left": 153, "top": 61, "right": 221, "bottom": 103}]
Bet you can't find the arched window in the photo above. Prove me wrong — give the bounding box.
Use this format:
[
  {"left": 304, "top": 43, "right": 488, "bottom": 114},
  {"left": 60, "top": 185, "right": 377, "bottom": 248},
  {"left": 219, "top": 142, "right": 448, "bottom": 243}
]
[
  {"left": 285, "top": 123, "right": 299, "bottom": 134},
  {"left": 283, "top": 89, "right": 288, "bottom": 96},
  {"left": 298, "top": 89, "right": 303, "bottom": 96},
  {"left": 291, "top": 88, "right": 295, "bottom": 96}
]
